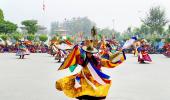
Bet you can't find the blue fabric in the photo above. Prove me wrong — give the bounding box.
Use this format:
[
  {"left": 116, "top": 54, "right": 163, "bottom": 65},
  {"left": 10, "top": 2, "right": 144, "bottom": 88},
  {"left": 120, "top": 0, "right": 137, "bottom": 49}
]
[
  {"left": 80, "top": 48, "right": 86, "bottom": 54},
  {"left": 137, "top": 47, "right": 142, "bottom": 52},
  {"left": 158, "top": 41, "right": 164, "bottom": 49},
  {"left": 63, "top": 50, "right": 67, "bottom": 54},
  {"left": 89, "top": 61, "right": 110, "bottom": 79},
  {"left": 19, "top": 45, "right": 26, "bottom": 49},
  {"left": 80, "top": 48, "right": 86, "bottom": 59},
  {"left": 101, "top": 54, "right": 109, "bottom": 60},
  {"left": 122, "top": 50, "right": 126, "bottom": 60},
  {"left": 132, "top": 36, "right": 137, "bottom": 40},
  {"left": 76, "top": 76, "right": 80, "bottom": 83}
]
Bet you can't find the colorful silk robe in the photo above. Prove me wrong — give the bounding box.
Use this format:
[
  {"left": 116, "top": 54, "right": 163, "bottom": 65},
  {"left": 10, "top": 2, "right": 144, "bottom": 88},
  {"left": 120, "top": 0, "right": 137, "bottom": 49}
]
[
  {"left": 56, "top": 45, "right": 126, "bottom": 98},
  {"left": 137, "top": 45, "right": 152, "bottom": 62}
]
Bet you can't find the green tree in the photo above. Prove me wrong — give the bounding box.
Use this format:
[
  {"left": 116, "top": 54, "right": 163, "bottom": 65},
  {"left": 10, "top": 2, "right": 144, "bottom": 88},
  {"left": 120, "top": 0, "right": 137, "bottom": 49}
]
[
  {"left": 21, "top": 20, "right": 38, "bottom": 34},
  {"left": 165, "top": 38, "right": 170, "bottom": 43},
  {"left": 167, "top": 25, "right": 170, "bottom": 35},
  {"left": 12, "top": 32, "right": 23, "bottom": 42},
  {"left": 132, "top": 27, "right": 140, "bottom": 36},
  {"left": 142, "top": 6, "right": 169, "bottom": 34},
  {"left": 0, "top": 21, "right": 17, "bottom": 34},
  {"left": 0, "top": 9, "right": 17, "bottom": 34},
  {"left": 27, "top": 34, "right": 35, "bottom": 41},
  {"left": 113, "top": 32, "right": 121, "bottom": 40},
  {"left": 0, "top": 33, "right": 8, "bottom": 46},
  {"left": 0, "top": 33, "right": 8, "bottom": 41},
  {"left": 121, "top": 32, "right": 131, "bottom": 41},
  {"left": 140, "top": 24, "right": 150, "bottom": 35},
  {"left": 39, "top": 34, "right": 48, "bottom": 43},
  {"left": 0, "top": 8, "right": 4, "bottom": 21}
]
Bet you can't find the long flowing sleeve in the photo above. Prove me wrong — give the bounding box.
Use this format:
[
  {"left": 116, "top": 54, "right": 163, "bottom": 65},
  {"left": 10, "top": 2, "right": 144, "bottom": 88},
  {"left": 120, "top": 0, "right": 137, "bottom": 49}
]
[
  {"left": 58, "top": 45, "right": 80, "bottom": 70},
  {"left": 101, "top": 50, "right": 126, "bottom": 68}
]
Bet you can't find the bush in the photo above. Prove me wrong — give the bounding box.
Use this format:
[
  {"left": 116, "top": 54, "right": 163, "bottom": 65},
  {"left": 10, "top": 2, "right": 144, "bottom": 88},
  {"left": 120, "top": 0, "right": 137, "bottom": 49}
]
[
  {"left": 12, "top": 32, "right": 23, "bottom": 41},
  {"left": 165, "top": 38, "right": 170, "bottom": 43},
  {"left": 39, "top": 34, "right": 48, "bottom": 42},
  {"left": 0, "top": 33, "right": 8, "bottom": 41},
  {"left": 27, "top": 34, "right": 35, "bottom": 41},
  {"left": 155, "top": 38, "right": 161, "bottom": 42}
]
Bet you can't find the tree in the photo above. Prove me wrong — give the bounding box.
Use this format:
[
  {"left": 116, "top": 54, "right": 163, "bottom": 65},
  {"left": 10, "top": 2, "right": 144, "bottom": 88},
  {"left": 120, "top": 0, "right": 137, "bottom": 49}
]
[
  {"left": 140, "top": 24, "right": 150, "bottom": 35},
  {"left": 113, "top": 32, "right": 121, "bottom": 40},
  {"left": 0, "top": 33, "right": 8, "bottom": 46},
  {"left": 62, "top": 17, "right": 96, "bottom": 35},
  {"left": 0, "top": 8, "right": 4, "bottom": 21},
  {"left": 121, "top": 33, "right": 131, "bottom": 41},
  {"left": 12, "top": 32, "right": 23, "bottom": 42},
  {"left": 0, "top": 9, "right": 17, "bottom": 34},
  {"left": 142, "top": 6, "right": 169, "bottom": 34},
  {"left": 165, "top": 38, "right": 170, "bottom": 43},
  {"left": 39, "top": 34, "right": 48, "bottom": 43},
  {"left": 27, "top": 34, "right": 35, "bottom": 41},
  {"left": 0, "top": 21, "right": 17, "bottom": 34},
  {"left": 21, "top": 20, "right": 38, "bottom": 34},
  {"left": 167, "top": 25, "right": 170, "bottom": 34},
  {"left": 0, "top": 20, "right": 17, "bottom": 34}
]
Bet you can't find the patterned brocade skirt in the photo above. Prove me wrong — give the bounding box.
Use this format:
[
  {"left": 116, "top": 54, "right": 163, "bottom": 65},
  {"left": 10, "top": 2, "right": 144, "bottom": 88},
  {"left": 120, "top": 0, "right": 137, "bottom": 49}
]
[{"left": 56, "top": 74, "right": 111, "bottom": 98}]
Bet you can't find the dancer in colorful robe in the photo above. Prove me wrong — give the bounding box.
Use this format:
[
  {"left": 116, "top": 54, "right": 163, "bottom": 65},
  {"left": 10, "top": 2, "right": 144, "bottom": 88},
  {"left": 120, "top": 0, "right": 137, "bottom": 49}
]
[
  {"left": 98, "top": 39, "right": 110, "bottom": 60},
  {"left": 54, "top": 40, "right": 73, "bottom": 62},
  {"left": 163, "top": 42, "right": 170, "bottom": 57},
  {"left": 56, "top": 40, "right": 126, "bottom": 100},
  {"left": 137, "top": 39, "right": 152, "bottom": 63},
  {"left": 132, "top": 41, "right": 140, "bottom": 56},
  {"left": 16, "top": 41, "right": 30, "bottom": 59}
]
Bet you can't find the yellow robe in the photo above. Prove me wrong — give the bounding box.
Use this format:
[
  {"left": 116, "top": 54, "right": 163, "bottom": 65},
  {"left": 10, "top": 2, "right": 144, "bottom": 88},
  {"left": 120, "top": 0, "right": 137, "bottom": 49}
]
[{"left": 56, "top": 47, "right": 126, "bottom": 98}]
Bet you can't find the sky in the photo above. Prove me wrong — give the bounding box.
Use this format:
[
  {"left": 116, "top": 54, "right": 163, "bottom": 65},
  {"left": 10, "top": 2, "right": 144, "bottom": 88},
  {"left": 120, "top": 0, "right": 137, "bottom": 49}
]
[{"left": 0, "top": 0, "right": 170, "bottom": 32}]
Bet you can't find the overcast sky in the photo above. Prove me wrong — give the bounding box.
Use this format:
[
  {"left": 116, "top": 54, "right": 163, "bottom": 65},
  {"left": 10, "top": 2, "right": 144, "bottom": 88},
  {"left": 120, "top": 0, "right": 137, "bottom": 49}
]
[{"left": 0, "top": 0, "right": 170, "bottom": 32}]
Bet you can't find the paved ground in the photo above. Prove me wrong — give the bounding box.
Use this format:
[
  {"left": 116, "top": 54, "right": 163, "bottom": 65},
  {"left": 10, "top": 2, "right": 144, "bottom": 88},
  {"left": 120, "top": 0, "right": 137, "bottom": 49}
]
[{"left": 0, "top": 53, "right": 170, "bottom": 100}]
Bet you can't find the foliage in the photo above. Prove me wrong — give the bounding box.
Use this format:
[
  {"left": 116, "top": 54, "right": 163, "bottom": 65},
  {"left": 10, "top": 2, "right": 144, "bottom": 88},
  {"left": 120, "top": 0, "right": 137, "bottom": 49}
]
[
  {"left": 0, "top": 8, "right": 4, "bottom": 21},
  {"left": 51, "top": 36, "right": 57, "bottom": 41},
  {"left": 155, "top": 38, "right": 161, "bottom": 42},
  {"left": 121, "top": 33, "right": 131, "bottom": 41},
  {"left": 66, "top": 36, "right": 74, "bottom": 42},
  {"left": 167, "top": 25, "right": 170, "bottom": 34},
  {"left": 27, "top": 34, "right": 35, "bottom": 41},
  {"left": 0, "top": 20, "right": 18, "bottom": 34},
  {"left": 39, "top": 34, "right": 48, "bottom": 42},
  {"left": 142, "top": 6, "right": 169, "bottom": 34},
  {"left": 12, "top": 32, "right": 23, "bottom": 41},
  {"left": 165, "top": 38, "right": 170, "bottom": 43},
  {"left": 21, "top": 20, "right": 38, "bottom": 34},
  {"left": 0, "top": 9, "right": 17, "bottom": 34},
  {"left": 140, "top": 24, "right": 150, "bottom": 35},
  {"left": 0, "top": 33, "right": 8, "bottom": 41}
]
